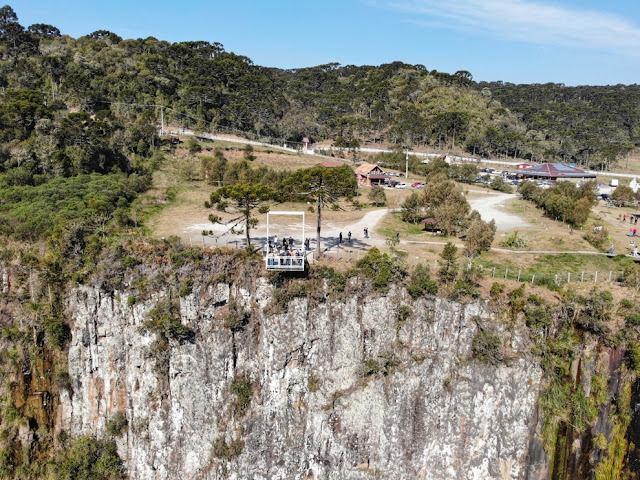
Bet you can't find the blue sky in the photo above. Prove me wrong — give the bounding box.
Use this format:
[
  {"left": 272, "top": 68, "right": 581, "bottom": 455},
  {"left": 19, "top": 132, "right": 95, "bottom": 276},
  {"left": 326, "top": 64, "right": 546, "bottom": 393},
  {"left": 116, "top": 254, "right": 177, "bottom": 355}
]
[{"left": 10, "top": 0, "right": 640, "bottom": 85}]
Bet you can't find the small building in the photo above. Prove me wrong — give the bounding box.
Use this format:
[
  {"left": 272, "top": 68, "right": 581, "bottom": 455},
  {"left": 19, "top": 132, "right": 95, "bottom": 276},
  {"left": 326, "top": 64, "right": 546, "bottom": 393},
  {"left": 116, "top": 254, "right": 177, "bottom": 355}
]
[
  {"left": 516, "top": 163, "right": 532, "bottom": 170},
  {"left": 355, "top": 163, "right": 387, "bottom": 185},
  {"left": 517, "top": 163, "right": 596, "bottom": 181}
]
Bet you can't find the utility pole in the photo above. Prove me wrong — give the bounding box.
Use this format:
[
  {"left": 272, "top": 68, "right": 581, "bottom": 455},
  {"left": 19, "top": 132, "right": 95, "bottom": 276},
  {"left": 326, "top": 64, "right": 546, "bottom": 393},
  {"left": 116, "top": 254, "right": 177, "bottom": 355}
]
[{"left": 405, "top": 147, "right": 409, "bottom": 179}]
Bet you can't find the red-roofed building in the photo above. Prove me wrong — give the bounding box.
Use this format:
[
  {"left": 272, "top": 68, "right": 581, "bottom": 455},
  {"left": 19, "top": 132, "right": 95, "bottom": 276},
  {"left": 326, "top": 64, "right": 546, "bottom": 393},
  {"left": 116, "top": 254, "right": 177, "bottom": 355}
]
[{"left": 354, "top": 163, "right": 388, "bottom": 185}]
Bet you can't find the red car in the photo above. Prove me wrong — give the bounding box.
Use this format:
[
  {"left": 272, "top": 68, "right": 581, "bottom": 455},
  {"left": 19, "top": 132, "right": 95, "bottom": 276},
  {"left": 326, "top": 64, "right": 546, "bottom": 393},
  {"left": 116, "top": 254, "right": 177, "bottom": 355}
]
[{"left": 411, "top": 182, "right": 424, "bottom": 188}]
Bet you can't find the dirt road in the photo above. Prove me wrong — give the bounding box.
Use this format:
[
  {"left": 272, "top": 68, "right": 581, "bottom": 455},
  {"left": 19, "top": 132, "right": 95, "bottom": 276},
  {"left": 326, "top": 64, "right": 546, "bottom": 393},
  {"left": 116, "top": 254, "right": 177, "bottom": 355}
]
[{"left": 468, "top": 193, "right": 527, "bottom": 230}]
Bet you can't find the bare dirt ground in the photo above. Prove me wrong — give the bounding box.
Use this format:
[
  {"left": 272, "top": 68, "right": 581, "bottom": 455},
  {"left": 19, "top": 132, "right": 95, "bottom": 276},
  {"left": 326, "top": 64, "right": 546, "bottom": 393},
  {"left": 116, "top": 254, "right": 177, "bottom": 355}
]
[{"left": 467, "top": 191, "right": 528, "bottom": 231}]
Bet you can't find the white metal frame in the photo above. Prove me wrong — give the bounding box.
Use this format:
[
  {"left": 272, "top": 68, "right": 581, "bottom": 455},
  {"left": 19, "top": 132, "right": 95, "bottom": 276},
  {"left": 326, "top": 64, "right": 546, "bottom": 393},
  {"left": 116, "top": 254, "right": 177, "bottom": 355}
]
[{"left": 265, "top": 211, "right": 306, "bottom": 271}]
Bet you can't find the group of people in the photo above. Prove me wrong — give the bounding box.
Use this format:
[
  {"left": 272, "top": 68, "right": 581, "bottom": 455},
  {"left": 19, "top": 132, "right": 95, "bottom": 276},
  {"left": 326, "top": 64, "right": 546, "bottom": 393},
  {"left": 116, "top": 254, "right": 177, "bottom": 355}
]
[
  {"left": 338, "top": 231, "right": 352, "bottom": 244},
  {"left": 266, "top": 235, "right": 305, "bottom": 267},
  {"left": 337, "top": 227, "right": 373, "bottom": 244},
  {"left": 619, "top": 215, "right": 640, "bottom": 257},
  {"left": 267, "top": 235, "right": 305, "bottom": 255}
]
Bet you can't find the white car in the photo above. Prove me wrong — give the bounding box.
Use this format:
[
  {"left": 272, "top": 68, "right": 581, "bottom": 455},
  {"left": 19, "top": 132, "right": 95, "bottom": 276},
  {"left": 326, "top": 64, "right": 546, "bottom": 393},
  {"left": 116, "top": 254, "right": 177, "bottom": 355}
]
[{"left": 395, "top": 183, "right": 408, "bottom": 189}]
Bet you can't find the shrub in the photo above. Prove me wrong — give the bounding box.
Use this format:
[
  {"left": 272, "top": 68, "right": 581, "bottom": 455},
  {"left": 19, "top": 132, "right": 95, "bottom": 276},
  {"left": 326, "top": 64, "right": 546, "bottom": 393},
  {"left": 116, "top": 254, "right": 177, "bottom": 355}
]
[
  {"left": 0, "top": 445, "right": 12, "bottom": 475},
  {"left": 526, "top": 306, "right": 552, "bottom": 330},
  {"left": 407, "top": 264, "right": 438, "bottom": 298},
  {"left": 471, "top": 329, "right": 503, "bottom": 365},
  {"left": 500, "top": 231, "right": 528, "bottom": 248},
  {"left": 619, "top": 298, "right": 635, "bottom": 311},
  {"left": 572, "top": 386, "right": 598, "bottom": 432},
  {"left": 362, "top": 352, "right": 399, "bottom": 376},
  {"left": 308, "top": 376, "right": 321, "bottom": 392},
  {"left": 490, "top": 282, "right": 505, "bottom": 299},
  {"left": 622, "top": 264, "right": 640, "bottom": 290},
  {"left": 44, "top": 317, "right": 71, "bottom": 350},
  {"left": 356, "top": 247, "right": 406, "bottom": 290},
  {"left": 508, "top": 284, "right": 527, "bottom": 320},
  {"left": 52, "top": 436, "right": 123, "bottom": 479},
  {"left": 230, "top": 374, "right": 253, "bottom": 415},
  {"left": 122, "top": 255, "right": 140, "bottom": 268},
  {"left": 222, "top": 301, "right": 249, "bottom": 332},
  {"left": 105, "top": 411, "right": 128, "bottom": 437},
  {"left": 627, "top": 313, "right": 640, "bottom": 327},
  {"left": 314, "top": 266, "right": 346, "bottom": 293},
  {"left": 178, "top": 279, "right": 193, "bottom": 297},
  {"left": 142, "top": 299, "right": 194, "bottom": 344},
  {"left": 574, "top": 290, "right": 613, "bottom": 336},
  {"left": 269, "top": 281, "right": 308, "bottom": 313},
  {"left": 187, "top": 137, "right": 202, "bottom": 154},
  {"left": 584, "top": 226, "right": 609, "bottom": 249},
  {"left": 213, "top": 436, "right": 244, "bottom": 459},
  {"left": 626, "top": 342, "right": 640, "bottom": 374},
  {"left": 489, "top": 176, "right": 513, "bottom": 193},
  {"left": 452, "top": 279, "right": 479, "bottom": 299}
]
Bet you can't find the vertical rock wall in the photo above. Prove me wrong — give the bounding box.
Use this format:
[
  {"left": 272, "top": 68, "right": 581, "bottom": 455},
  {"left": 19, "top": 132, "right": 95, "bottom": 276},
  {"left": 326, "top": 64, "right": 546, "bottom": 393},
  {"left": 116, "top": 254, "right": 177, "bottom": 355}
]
[{"left": 60, "top": 279, "right": 545, "bottom": 479}]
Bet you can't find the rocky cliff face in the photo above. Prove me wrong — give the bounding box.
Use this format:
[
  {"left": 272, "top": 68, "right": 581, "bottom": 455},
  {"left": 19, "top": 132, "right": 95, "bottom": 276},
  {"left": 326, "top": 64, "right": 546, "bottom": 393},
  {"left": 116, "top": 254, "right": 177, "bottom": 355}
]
[{"left": 58, "top": 274, "right": 547, "bottom": 480}]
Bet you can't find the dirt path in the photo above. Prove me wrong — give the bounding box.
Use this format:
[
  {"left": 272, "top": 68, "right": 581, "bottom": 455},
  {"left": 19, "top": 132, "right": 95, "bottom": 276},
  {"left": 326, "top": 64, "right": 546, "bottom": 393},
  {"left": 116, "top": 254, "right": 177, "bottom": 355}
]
[{"left": 468, "top": 193, "right": 527, "bottom": 231}]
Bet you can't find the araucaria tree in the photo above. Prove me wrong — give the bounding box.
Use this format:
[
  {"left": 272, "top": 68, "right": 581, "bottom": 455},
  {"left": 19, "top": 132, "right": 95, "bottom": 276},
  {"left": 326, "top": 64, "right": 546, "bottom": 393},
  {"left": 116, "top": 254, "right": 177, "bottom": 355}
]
[
  {"left": 205, "top": 183, "right": 277, "bottom": 249},
  {"left": 284, "top": 165, "right": 357, "bottom": 257}
]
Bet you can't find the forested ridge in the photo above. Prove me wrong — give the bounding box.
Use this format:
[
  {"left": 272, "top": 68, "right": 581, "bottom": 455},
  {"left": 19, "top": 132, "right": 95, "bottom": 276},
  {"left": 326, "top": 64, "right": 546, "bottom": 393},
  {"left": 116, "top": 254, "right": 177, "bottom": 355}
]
[{"left": 0, "top": 3, "right": 638, "bottom": 184}]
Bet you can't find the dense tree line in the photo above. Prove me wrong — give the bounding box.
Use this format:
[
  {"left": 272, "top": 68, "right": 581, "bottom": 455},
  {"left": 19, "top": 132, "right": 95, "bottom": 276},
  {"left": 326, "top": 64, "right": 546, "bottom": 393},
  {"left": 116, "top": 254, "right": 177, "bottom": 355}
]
[
  {"left": 477, "top": 81, "right": 639, "bottom": 169},
  {"left": 1, "top": 3, "right": 637, "bottom": 183},
  {"left": 518, "top": 180, "right": 598, "bottom": 226}
]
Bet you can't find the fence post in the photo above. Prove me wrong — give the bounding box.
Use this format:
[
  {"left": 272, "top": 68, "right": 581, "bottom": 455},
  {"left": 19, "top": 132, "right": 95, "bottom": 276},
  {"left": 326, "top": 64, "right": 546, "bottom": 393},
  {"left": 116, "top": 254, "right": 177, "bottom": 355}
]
[
  {"left": 581, "top": 271, "right": 584, "bottom": 282},
  {"left": 555, "top": 274, "right": 558, "bottom": 284},
  {"left": 568, "top": 272, "right": 571, "bottom": 283},
  {"left": 505, "top": 268, "right": 508, "bottom": 280},
  {"left": 492, "top": 267, "right": 496, "bottom": 278},
  {"left": 518, "top": 269, "right": 521, "bottom": 282},
  {"left": 595, "top": 271, "right": 598, "bottom": 283},
  {"left": 531, "top": 274, "right": 535, "bottom": 285},
  {"left": 609, "top": 271, "right": 612, "bottom": 282}
]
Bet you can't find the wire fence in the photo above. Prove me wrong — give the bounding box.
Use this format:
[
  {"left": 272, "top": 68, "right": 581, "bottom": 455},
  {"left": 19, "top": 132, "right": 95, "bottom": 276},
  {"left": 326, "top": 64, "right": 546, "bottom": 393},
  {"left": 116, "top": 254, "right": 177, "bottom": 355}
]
[{"left": 477, "top": 264, "right": 625, "bottom": 287}]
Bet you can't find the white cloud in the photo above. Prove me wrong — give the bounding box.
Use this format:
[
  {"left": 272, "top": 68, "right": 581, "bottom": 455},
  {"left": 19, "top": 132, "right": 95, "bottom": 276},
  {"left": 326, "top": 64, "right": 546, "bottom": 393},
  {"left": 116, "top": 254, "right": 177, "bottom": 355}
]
[{"left": 389, "top": 0, "right": 640, "bottom": 51}]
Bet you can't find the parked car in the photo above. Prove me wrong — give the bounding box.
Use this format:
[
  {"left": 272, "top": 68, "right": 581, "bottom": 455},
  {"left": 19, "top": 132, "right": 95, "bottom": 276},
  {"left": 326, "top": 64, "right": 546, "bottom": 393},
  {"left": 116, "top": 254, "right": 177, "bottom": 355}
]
[
  {"left": 395, "top": 182, "right": 408, "bottom": 189},
  {"left": 411, "top": 182, "right": 424, "bottom": 187}
]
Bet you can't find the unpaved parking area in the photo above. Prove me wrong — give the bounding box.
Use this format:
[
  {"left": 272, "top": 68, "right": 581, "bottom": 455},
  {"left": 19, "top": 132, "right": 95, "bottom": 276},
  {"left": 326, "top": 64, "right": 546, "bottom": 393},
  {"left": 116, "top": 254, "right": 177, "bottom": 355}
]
[{"left": 468, "top": 192, "right": 528, "bottom": 230}]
